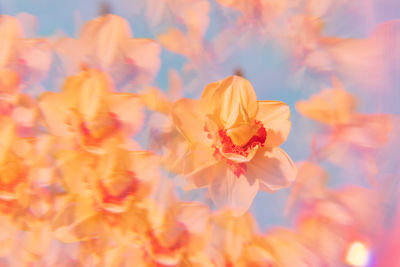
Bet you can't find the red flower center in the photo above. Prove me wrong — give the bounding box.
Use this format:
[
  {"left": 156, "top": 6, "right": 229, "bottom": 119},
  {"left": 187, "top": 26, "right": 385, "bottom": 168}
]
[
  {"left": 207, "top": 120, "right": 267, "bottom": 177},
  {"left": 219, "top": 120, "right": 267, "bottom": 157}
]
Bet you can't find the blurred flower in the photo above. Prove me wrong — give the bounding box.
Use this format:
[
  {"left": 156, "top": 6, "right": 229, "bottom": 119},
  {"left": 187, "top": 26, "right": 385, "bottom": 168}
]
[
  {"left": 210, "top": 210, "right": 259, "bottom": 265},
  {"left": 139, "top": 69, "right": 190, "bottom": 175},
  {"left": 52, "top": 143, "right": 159, "bottom": 243},
  {"left": 55, "top": 14, "right": 161, "bottom": 88},
  {"left": 0, "top": 15, "right": 52, "bottom": 85},
  {"left": 38, "top": 68, "right": 143, "bottom": 153},
  {"left": 145, "top": 202, "right": 212, "bottom": 266},
  {"left": 296, "top": 77, "right": 392, "bottom": 181},
  {"left": 216, "top": 0, "right": 287, "bottom": 29},
  {"left": 286, "top": 162, "right": 382, "bottom": 266},
  {"left": 0, "top": 118, "right": 30, "bottom": 212}
]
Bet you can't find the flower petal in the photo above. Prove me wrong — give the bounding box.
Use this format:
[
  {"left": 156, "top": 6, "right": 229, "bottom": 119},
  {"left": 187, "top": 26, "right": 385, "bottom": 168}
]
[
  {"left": 247, "top": 147, "right": 297, "bottom": 192},
  {"left": 76, "top": 69, "right": 111, "bottom": 122},
  {"left": 200, "top": 80, "right": 221, "bottom": 114},
  {"left": 210, "top": 163, "right": 259, "bottom": 216},
  {"left": 257, "top": 101, "right": 291, "bottom": 148},
  {"left": 124, "top": 38, "right": 161, "bottom": 85},
  {"left": 296, "top": 87, "right": 357, "bottom": 125},
  {"left": 80, "top": 14, "right": 132, "bottom": 68},
  {"left": 285, "top": 161, "right": 328, "bottom": 215},
  {"left": 202, "top": 76, "right": 258, "bottom": 127},
  {"left": 52, "top": 196, "right": 101, "bottom": 243},
  {"left": 182, "top": 145, "right": 218, "bottom": 189},
  {"left": 158, "top": 28, "right": 190, "bottom": 56},
  {"left": 176, "top": 202, "right": 210, "bottom": 234},
  {"left": 37, "top": 92, "right": 69, "bottom": 136},
  {"left": 109, "top": 93, "right": 144, "bottom": 135},
  {"left": 0, "top": 15, "right": 22, "bottom": 68},
  {"left": 172, "top": 98, "right": 208, "bottom": 145},
  {"left": 336, "top": 114, "right": 392, "bottom": 148}
]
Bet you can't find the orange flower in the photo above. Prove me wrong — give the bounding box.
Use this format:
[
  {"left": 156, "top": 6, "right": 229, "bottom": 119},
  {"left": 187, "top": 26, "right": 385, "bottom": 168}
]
[
  {"left": 38, "top": 68, "right": 143, "bottom": 153},
  {"left": 145, "top": 202, "right": 212, "bottom": 266},
  {"left": 52, "top": 143, "right": 159, "bottom": 243},
  {"left": 172, "top": 75, "right": 296, "bottom": 215},
  {"left": 55, "top": 14, "right": 160, "bottom": 87},
  {"left": 296, "top": 77, "right": 357, "bottom": 126},
  {"left": 91, "top": 144, "right": 159, "bottom": 214}
]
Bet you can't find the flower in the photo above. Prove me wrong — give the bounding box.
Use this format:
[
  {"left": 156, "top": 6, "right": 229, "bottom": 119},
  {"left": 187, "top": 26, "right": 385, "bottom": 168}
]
[
  {"left": 52, "top": 142, "right": 160, "bottom": 243},
  {"left": 38, "top": 68, "right": 143, "bottom": 153},
  {"left": 172, "top": 75, "right": 297, "bottom": 215},
  {"left": 296, "top": 77, "right": 357, "bottom": 126},
  {"left": 55, "top": 14, "right": 160, "bottom": 87},
  {"left": 296, "top": 77, "right": 392, "bottom": 181},
  {"left": 284, "top": 162, "right": 382, "bottom": 266},
  {"left": 144, "top": 202, "right": 212, "bottom": 266},
  {"left": 296, "top": 77, "right": 391, "bottom": 148}
]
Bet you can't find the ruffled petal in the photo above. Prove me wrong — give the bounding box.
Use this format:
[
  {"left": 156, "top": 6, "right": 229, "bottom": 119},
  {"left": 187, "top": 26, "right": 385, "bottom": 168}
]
[{"left": 226, "top": 122, "right": 258, "bottom": 147}]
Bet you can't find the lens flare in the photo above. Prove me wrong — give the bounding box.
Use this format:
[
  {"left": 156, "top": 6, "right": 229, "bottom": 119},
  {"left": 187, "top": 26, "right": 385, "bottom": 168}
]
[{"left": 345, "top": 241, "right": 370, "bottom": 267}]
